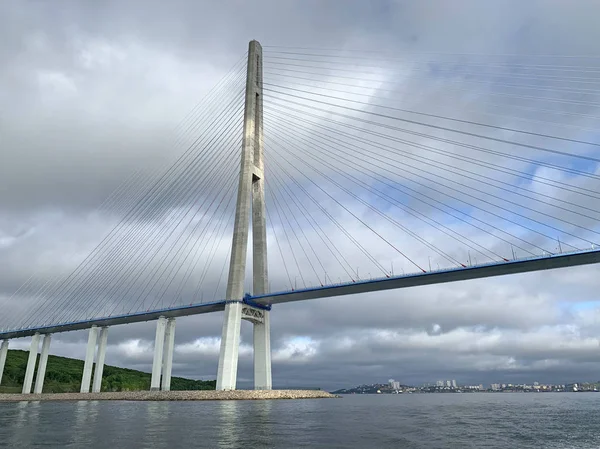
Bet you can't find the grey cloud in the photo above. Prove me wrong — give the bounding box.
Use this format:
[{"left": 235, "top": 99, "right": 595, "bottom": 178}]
[{"left": 2, "top": 0, "right": 600, "bottom": 390}]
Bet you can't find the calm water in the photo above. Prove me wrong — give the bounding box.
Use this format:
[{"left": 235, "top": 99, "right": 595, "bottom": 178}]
[{"left": 1, "top": 393, "right": 599, "bottom": 448}]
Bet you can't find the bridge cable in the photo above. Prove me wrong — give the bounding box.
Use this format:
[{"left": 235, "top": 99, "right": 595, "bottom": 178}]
[
  {"left": 262, "top": 78, "right": 600, "bottom": 144},
  {"left": 265, "top": 113, "right": 515, "bottom": 262},
  {"left": 263, "top": 86, "right": 600, "bottom": 165},
  {"left": 266, "top": 173, "right": 335, "bottom": 285},
  {"left": 141, "top": 173, "right": 239, "bottom": 313},
  {"left": 3, "top": 65, "right": 247, "bottom": 326},
  {"left": 264, "top": 95, "right": 600, "bottom": 194},
  {"left": 264, "top": 69, "right": 600, "bottom": 123},
  {"left": 264, "top": 48, "right": 600, "bottom": 70},
  {"left": 267, "top": 157, "right": 381, "bottom": 279},
  {"left": 263, "top": 108, "right": 592, "bottom": 251},
  {"left": 264, "top": 106, "right": 600, "bottom": 230},
  {"left": 266, "top": 124, "right": 475, "bottom": 267},
  {"left": 264, "top": 55, "right": 600, "bottom": 85},
  {"left": 19, "top": 86, "right": 245, "bottom": 329},
  {"left": 264, "top": 111, "right": 542, "bottom": 258},
  {"left": 42, "top": 96, "right": 245, "bottom": 326},
  {"left": 266, "top": 104, "right": 600, "bottom": 217},
  {"left": 264, "top": 60, "right": 600, "bottom": 96},
  {"left": 267, "top": 170, "right": 357, "bottom": 282},
  {"left": 264, "top": 197, "right": 294, "bottom": 291},
  {"left": 264, "top": 65, "right": 600, "bottom": 109},
  {"left": 266, "top": 145, "right": 423, "bottom": 274},
  {"left": 182, "top": 192, "right": 237, "bottom": 306},
  {"left": 262, "top": 107, "right": 580, "bottom": 255},
  {"left": 266, "top": 176, "right": 308, "bottom": 289}
]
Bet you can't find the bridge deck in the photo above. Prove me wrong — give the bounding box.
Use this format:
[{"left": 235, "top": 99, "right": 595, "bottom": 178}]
[
  {"left": 1, "top": 249, "right": 598, "bottom": 340},
  {"left": 252, "top": 248, "right": 600, "bottom": 305},
  {"left": 0, "top": 301, "right": 227, "bottom": 340}
]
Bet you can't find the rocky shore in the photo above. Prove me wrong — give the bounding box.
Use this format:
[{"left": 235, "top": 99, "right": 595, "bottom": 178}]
[{"left": 0, "top": 389, "right": 338, "bottom": 402}]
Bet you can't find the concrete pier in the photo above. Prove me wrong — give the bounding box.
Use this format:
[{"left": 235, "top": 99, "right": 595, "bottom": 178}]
[
  {"left": 92, "top": 327, "right": 109, "bottom": 393},
  {"left": 80, "top": 325, "right": 98, "bottom": 393},
  {"left": 0, "top": 340, "right": 8, "bottom": 386},
  {"left": 161, "top": 318, "right": 176, "bottom": 391},
  {"left": 33, "top": 334, "right": 52, "bottom": 394},
  {"left": 217, "top": 302, "right": 243, "bottom": 390},
  {"left": 150, "top": 316, "right": 167, "bottom": 391},
  {"left": 253, "top": 311, "right": 272, "bottom": 390},
  {"left": 22, "top": 333, "right": 40, "bottom": 394}
]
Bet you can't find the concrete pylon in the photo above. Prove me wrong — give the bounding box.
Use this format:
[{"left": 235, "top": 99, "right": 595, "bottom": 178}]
[
  {"left": 22, "top": 333, "right": 40, "bottom": 394},
  {"left": 253, "top": 310, "right": 272, "bottom": 390},
  {"left": 249, "top": 38, "right": 272, "bottom": 391},
  {"left": 150, "top": 316, "right": 167, "bottom": 391},
  {"left": 80, "top": 325, "right": 98, "bottom": 393},
  {"left": 0, "top": 340, "right": 8, "bottom": 386},
  {"left": 216, "top": 40, "right": 270, "bottom": 391},
  {"left": 92, "top": 327, "right": 109, "bottom": 393},
  {"left": 33, "top": 334, "right": 52, "bottom": 394},
  {"left": 161, "top": 318, "right": 176, "bottom": 391}
]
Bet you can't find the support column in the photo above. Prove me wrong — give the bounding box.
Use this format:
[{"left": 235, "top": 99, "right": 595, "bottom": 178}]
[
  {"left": 80, "top": 325, "right": 98, "bottom": 393},
  {"left": 161, "top": 318, "right": 176, "bottom": 391},
  {"left": 0, "top": 340, "right": 8, "bottom": 386},
  {"left": 92, "top": 327, "right": 109, "bottom": 393},
  {"left": 150, "top": 316, "right": 167, "bottom": 391},
  {"left": 217, "top": 302, "right": 243, "bottom": 390},
  {"left": 216, "top": 39, "right": 265, "bottom": 391},
  {"left": 33, "top": 334, "right": 52, "bottom": 394},
  {"left": 253, "top": 311, "right": 272, "bottom": 390},
  {"left": 22, "top": 333, "right": 40, "bottom": 394}
]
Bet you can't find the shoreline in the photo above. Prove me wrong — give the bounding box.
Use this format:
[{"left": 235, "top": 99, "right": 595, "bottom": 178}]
[{"left": 0, "top": 389, "right": 338, "bottom": 402}]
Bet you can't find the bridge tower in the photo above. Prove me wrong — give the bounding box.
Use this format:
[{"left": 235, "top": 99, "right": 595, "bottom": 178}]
[{"left": 216, "top": 40, "right": 271, "bottom": 390}]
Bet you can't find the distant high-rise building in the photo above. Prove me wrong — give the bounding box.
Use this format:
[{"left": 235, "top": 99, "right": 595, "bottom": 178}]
[
  {"left": 446, "top": 380, "right": 452, "bottom": 387},
  {"left": 491, "top": 383, "right": 501, "bottom": 391},
  {"left": 388, "top": 379, "right": 400, "bottom": 390},
  {"left": 451, "top": 380, "right": 457, "bottom": 388},
  {"left": 436, "top": 380, "right": 444, "bottom": 387}
]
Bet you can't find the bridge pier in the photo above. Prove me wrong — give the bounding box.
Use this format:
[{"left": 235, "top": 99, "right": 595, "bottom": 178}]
[
  {"left": 161, "top": 318, "right": 176, "bottom": 391},
  {"left": 217, "top": 303, "right": 243, "bottom": 390},
  {"left": 22, "top": 333, "right": 40, "bottom": 394},
  {"left": 240, "top": 305, "right": 272, "bottom": 390},
  {"left": 150, "top": 316, "right": 176, "bottom": 391},
  {"left": 92, "top": 327, "right": 109, "bottom": 393},
  {"left": 33, "top": 334, "right": 52, "bottom": 394},
  {"left": 253, "top": 310, "right": 272, "bottom": 390},
  {"left": 0, "top": 339, "right": 9, "bottom": 386},
  {"left": 80, "top": 325, "right": 98, "bottom": 393},
  {"left": 150, "top": 316, "right": 167, "bottom": 391}
]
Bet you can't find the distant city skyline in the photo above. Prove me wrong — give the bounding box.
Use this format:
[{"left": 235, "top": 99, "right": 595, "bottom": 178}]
[
  {"left": 379, "top": 376, "right": 600, "bottom": 390},
  {"left": 336, "top": 379, "right": 600, "bottom": 395}
]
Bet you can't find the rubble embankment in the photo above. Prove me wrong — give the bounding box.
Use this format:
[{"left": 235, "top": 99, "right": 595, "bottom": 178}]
[{"left": 0, "top": 389, "right": 339, "bottom": 402}]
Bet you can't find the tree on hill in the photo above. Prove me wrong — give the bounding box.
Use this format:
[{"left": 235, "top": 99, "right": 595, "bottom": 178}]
[{"left": 0, "top": 350, "right": 215, "bottom": 393}]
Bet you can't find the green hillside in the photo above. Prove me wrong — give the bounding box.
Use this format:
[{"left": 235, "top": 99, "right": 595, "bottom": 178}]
[{"left": 0, "top": 349, "right": 215, "bottom": 393}]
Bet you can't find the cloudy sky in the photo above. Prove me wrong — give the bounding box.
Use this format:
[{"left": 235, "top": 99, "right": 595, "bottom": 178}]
[{"left": 1, "top": 0, "right": 600, "bottom": 391}]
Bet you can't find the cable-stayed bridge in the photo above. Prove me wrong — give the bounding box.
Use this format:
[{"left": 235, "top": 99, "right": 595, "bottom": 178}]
[{"left": 1, "top": 41, "right": 599, "bottom": 394}]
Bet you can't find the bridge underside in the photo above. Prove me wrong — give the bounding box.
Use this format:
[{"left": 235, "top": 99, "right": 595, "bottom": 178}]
[{"left": 1, "top": 249, "right": 598, "bottom": 340}]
